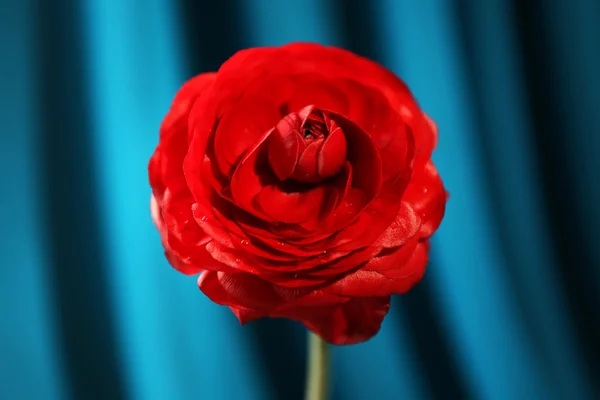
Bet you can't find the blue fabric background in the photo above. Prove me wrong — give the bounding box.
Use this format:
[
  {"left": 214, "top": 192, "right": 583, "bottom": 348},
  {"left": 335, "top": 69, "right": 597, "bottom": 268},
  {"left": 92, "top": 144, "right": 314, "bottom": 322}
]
[{"left": 1, "top": 0, "right": 599, "bottom": 399}]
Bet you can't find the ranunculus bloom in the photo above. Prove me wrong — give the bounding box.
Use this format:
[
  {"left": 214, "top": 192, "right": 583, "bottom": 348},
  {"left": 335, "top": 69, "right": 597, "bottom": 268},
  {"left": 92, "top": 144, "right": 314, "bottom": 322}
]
[{"left": 149, "top": 43, "right": 446, "bottom": 345}]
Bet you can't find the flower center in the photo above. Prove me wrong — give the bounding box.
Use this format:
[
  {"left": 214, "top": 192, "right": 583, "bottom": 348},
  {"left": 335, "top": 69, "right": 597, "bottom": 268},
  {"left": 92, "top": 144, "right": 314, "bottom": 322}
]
[
  {"left": 303, "top": 129, "right": 315, "bottom": 139},
  {"left": 302, "top": 110, "right": 328, "bottom": 140},
  {"left": 267, "top": 105, "right": 348, "bottom": 183}
]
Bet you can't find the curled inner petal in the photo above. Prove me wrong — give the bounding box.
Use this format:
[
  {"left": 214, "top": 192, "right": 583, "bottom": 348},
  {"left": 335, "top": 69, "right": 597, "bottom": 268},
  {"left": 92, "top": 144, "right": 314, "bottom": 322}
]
[
  {"left": 317, "top": 116, "right": 347, "bottom": 179},
  {"left": 267, "top": 107, "right": 348, "bottom": 183},
  {"left": 267, "top": 118, "right": 302, "bottom": 180}
]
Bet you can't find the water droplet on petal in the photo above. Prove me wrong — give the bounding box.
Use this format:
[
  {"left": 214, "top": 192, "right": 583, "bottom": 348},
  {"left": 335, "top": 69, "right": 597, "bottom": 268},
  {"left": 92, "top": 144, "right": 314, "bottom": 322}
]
[
  {"left": 277, "top": 241, "right": 286, "bottom": 246},
  {"left": 201, "top": 215, "right": 208, "bottom": 222},
  {"left": 241, "top": 240, "right": 250, "bottom": 246},
  {"left": 235, "top": 258, "right": 241, "bottom": 264}
]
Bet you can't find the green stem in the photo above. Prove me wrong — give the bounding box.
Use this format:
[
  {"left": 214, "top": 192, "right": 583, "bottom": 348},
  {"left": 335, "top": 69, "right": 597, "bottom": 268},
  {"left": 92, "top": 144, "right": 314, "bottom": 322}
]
[{"left": 304, "top": 331, "right": 330, "bottom": 400}]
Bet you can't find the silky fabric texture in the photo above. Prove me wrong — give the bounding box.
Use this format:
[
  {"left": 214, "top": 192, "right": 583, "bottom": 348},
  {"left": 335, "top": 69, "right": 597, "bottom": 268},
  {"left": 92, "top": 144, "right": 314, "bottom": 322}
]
[{"left": 1, "top": 0, "right": 598, "bottom": 400}]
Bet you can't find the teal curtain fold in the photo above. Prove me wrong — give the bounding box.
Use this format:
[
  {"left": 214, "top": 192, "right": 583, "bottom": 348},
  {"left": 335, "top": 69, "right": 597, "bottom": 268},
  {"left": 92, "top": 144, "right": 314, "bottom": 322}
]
[{"left": 1, "top": 0, "right": 598, "bottom": 399}]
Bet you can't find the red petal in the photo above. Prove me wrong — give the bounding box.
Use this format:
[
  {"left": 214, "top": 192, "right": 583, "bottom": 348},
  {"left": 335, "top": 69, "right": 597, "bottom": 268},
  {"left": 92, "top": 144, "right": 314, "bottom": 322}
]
[
  {"left": 399, "top": 108, "right": 437, "bottom": 170},
  {"left": 371, "top": 239, "right": 425, "bottom": 277},
  {"left": 297, "top": 163, "right": 351, "bottom": 231},
  {"left": 150, "top": 195, "right": 165, "bottom": 233},
  {"left": 267, "top": 117, "right": 303, "bottom": 180},
  {"left": 317, "top": 188, "right": 367, "bottom": 236},
  {"left": 184, "top": 114, "right": 214, "bottom": 207},
  {"left": 325, "top": 126, "right": 415, "bottom": 251},
  {"left": 273, "top": 44, "right": 414, "bottom": 111},
  {"left": 152, "top": 194, "right": 206, "bottom": 275},
  {"left": 231, "top": 307, "right": 265, "bottom": 325},
  {"left": 229, "top": 129, "right": 276, "bottom": 220},
  {"left": 262, "top": 274, "right": 330, "bottom": 288},
  {"left": 377, "top": 121, "right": 412, "bottom": 182},
  {"left": 241, "top": 74, "right": 297, "bottom": 112},
  {"left": 191, "top": 202, "right": 236, "bottom": 247},
  {"left": 198, "top": 271, "right": 236, "bottom": 305},
  {"left": 329, "top": 113, "right": 382, "bottom": 202},
  {"left": 372, "top": 201, "right": 421, "bottom": 248},
  {"left": 423, "top": 112, "right": 438, "bottom": 149},
  {"left": 203, "top": 241, "right": 264, "bottom": 276},
  {"left": 287, "top": 79, "right": 349, "bottom": 115},
  {"left": 275, "top": 289, "right": 348, "bottom": 308},
  {"left": 233, "top": 212, "right": 335, "bottom": 259},
  {"left": 232, "top": 207, "right": 333, "bottom": 253},
  {"left": 317, "top": 119, "right": 347, "bottom": 179},
  {"left": 236, "top": 238, "right": 303, "bottom": 262},
  {"left": 403, "top": 161, "right": 447, "bottom": 238},
  {"left": 166, "top": 236, "right": 237, "bottom": 275},
  {"left": 156, "top": 91, "right": 197, "bottom": 197},
  {"left": 213, "top": 45, "right": 426, "bottom": 157},
  {"left": 148, "top": 149, "right": 166, "bottom": 198},
  {"left": 326, "top": 241, "right": 429, "bottom": 296},
  {"left": 292, "top": 140, "right": 321, "bottom": 182},
  {"left": 330, "top": 161, "right": 352, "bottom": 211},
  {"left": 206, "top": 47, "right": 279, "bottom": 115},
  {"left": 213, "top": 97, "right": 280, "bottom": 177},
  {"left": 161, "top": 189, "right": 208, "bottom": 245},
  {"left": 328, "top": 79, "right": 392, "bottom": 135},
  {"left": 153, "top": 192, "right": 232, "bottom": 276},
  {"left": 264, "top": 44, "right": 436, "bottom": 173},
  {"left": 289, "top": 296, "right": 391, "bottom": 345},
  {"left": 374, "top": 237, "right": 419, "bottom": 270},
  {"left": 230, "top": 207, "right": 282, "bottom": 240},
  {"left": 160, "top": 73, "right": 216, "bottom": 142},
  {"left": 163, "top": 248, "right": 203, "bottom": 275},
  {"left": 256, "top": 184, "right": 326, "bottom": 224},
  {"left": 198, "top": 270, "right": 283, "bottom": 311},
  {"left": 149, "top": 73, "right": 218, "bottom": 276},
  {"left": 331, "top": 178, "right": 404, "bottom": 252},
  {"left": 305, "top": 245, "right": 383, "bottom": 278}
]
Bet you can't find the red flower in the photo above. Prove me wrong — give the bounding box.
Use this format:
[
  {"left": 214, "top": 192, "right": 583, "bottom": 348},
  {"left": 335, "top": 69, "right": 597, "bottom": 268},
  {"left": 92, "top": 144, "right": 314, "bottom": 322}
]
[{"left": 149, "top": 43, "right": 447, "bottom": 345}]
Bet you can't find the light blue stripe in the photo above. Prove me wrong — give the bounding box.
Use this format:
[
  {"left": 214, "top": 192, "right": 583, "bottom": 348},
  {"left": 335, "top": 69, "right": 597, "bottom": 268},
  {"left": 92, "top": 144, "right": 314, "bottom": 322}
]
[
  {"left": 0, "top": 0, "right": 68, "bottom": 399},
  {"left": 459, "top": 1, "right": 591, "bottom": 398},
  {"left": 544, "top": 0, "right": 600, "bottom": 285},
  {"left": 378, "top": 0, "right": 551, "bottom": 398},
  {"left": 332, "top": 306, "right": 428, "bottom": 400},
  {"left": 81, "top": 1, "right": 268, "bottom": 398},
  {"left": 240, "top": 0, "right": 342, "bottom": 47}
]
